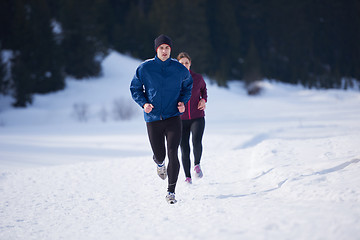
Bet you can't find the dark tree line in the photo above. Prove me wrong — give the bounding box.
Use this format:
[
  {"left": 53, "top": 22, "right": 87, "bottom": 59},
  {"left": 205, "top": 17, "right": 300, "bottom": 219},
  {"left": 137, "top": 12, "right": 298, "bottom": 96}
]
[{"left": 1, "top": 0, "right": 359, "bottom": 107}]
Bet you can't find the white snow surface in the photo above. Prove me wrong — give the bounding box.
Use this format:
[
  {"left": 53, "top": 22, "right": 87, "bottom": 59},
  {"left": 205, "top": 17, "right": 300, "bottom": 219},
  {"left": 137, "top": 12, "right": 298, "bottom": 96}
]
[{"left": 1, "top": 52, "right": 360, "bottom": 240}]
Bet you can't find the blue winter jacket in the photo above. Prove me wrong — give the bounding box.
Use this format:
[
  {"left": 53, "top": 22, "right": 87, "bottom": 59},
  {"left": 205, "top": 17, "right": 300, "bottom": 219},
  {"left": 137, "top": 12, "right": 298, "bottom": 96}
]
[{"left": 130, "top": 55, "right": 193, "bottom": 122}]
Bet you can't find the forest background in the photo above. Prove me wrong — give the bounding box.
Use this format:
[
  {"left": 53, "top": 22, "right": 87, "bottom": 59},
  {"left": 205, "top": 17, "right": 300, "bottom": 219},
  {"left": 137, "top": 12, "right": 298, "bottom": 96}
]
[{"left": 1, "top": 0, "right": 359, "bottom": 107}]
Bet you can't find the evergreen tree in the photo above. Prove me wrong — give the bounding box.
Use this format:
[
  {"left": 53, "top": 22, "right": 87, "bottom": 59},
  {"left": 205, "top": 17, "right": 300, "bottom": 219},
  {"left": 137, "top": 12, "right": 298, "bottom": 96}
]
[
  {"left": 264, "top": 0, "right": 311, "bottom": 85},
  {"left": 243, "top": 40, "right": 262, "bottom": 85},
  {"left": 2, "top": 0, "right": 360, "bottom": 108},
  {"left": 10, "top": 0, "right": 65, "bottom": 106},
  {"left": 11, "top": 52, "right": 33, "bottom": 107},
  {"left": 58, "top": 0, "right": 108, "bottom": 78},
  {"left": 174, "top": 0, "right": 211, "bottom": 74},
  {"left": 149, "top": 0, "right": 211, "bottom": 73},
  {"left": 206, "top": 0, "right": 242, "bottom": 85},
  {"left": 0, "top": 0, "right": 16, "bottom": 96},
  {"left": 0, "top": 0, "right": 13, "bottom": 49},
  {"left": 121, "top": 1, "right": 155, "bottom": 60},
  {"left": 0, "top": 52, "right": 6, "bottom": 94},
  {"left": 29, "top": 0, "right": 65, "bottom": 94}
]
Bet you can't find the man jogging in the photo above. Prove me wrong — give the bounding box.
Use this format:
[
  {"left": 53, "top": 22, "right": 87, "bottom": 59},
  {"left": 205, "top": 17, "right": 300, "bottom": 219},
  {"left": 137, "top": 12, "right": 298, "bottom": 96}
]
[{"left": 130, "top": 34, "right": 193, "bottom": 204}]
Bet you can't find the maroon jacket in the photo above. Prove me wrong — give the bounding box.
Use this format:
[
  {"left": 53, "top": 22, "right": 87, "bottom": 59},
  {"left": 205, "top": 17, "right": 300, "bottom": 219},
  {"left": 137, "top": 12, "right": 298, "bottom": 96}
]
[{"left": 181, "top": 70, "right": 208, "bottom": 120}]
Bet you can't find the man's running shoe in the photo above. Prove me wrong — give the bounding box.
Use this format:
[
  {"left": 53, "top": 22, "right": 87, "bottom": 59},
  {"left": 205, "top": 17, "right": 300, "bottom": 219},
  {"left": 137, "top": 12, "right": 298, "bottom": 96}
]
[
  {"left": 185, "top": 177, "right": 192, "bottom": 184},
  {"left": 165, "top": 192, "right": 177, "bottom": 204},
  {"left": 194, "top": 165, "right": 203, "bottom": 178},
  {"left": 157, "top": 163, "right": 167, "bottom": 180}
]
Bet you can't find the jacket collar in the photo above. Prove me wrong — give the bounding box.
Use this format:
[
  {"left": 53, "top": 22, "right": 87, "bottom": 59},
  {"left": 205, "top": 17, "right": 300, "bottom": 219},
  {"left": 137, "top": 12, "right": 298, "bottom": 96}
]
[{"left": 155, "top": 55, "right": 171, "bottom": 67}]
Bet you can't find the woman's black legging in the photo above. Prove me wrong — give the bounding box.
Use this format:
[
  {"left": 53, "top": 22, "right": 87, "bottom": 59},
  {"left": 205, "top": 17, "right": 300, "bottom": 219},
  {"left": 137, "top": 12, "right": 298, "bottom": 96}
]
[
  {"left": 180, "top": 117, "right": 205, "bottom": 178},
  {"left": 146, "top": 116, "right": 182, "bottom": 193}
]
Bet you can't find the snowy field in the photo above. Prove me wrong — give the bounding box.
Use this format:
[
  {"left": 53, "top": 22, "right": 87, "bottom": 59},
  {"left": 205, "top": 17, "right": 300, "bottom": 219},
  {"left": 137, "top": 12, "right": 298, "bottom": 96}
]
[{"left": 1, "top": 52, "right": 360, "bottom": 240}]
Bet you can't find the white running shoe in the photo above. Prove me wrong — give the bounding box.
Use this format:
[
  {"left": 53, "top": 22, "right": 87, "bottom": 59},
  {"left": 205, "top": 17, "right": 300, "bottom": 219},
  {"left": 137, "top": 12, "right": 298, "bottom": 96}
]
[
  {"left": 157, "top": 163, "right": 167, "bottom": 180},
  {"left": 165, "top": 192, "right": 177, "bottom": 204}
]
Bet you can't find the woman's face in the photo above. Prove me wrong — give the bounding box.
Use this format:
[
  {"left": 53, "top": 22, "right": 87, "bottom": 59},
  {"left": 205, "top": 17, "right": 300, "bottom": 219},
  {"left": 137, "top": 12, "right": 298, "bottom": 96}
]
[
  {"left": 157, "top": 44, "right": 171, "bottom": 61},
  {"left": 179, "top": 57, "right": 191, "bottom": 70}
]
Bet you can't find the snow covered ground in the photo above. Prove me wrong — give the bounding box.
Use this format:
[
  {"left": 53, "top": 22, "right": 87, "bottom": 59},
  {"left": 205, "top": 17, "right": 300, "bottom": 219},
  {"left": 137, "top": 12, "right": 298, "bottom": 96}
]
[{"left": 1, "top": 52, "right": 360, "bottom": 240}]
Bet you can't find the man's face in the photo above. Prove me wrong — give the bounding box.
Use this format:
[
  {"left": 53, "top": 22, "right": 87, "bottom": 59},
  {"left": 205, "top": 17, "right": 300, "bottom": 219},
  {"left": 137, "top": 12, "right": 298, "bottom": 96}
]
[{"left": 157, "top": 44, "right": 171, "bottom": 61}]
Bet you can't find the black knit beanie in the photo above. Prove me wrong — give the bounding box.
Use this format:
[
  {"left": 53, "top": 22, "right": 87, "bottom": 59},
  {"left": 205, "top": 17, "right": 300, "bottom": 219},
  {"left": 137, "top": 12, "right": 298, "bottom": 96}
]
[{"left": 154, "top": 34, "right": 173, "bottom": 51}]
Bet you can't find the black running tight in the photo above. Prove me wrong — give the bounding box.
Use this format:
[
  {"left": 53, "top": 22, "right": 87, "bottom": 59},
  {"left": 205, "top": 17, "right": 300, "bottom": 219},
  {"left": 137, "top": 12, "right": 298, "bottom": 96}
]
[
  {"left": 146, "top": 116, "right": 182, "bottom": 193},
  {"left": 180, "top": 117, "right": 205, "bottom": 178}
]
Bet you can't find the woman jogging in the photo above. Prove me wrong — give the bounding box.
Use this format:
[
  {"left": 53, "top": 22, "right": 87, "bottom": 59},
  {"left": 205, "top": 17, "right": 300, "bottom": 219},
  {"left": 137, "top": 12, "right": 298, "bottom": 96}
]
[
  {"left": 177, "top": 52, "right": 207, "bottom": 184},
  {"left": 130, "top": 35, "right": 193, "bottom": 204}
]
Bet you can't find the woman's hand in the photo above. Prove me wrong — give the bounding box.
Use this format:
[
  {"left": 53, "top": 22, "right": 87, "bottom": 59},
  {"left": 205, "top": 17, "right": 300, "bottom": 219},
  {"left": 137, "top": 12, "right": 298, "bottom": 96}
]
[
  {"left": 198, "top": 99, "right": 206, "bottom": 110},
  {"left": 143, "top": 103, "right": 154, "bottom": 113},
  {"left": 178, "top": 102, "right": 185, "bottom": 113}
]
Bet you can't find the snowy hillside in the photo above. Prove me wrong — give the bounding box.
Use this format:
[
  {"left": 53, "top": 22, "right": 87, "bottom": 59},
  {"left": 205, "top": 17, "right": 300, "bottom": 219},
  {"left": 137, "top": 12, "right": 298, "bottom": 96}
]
[{"left": 1, "top": 52, "right": 360, "bottom": 240}]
